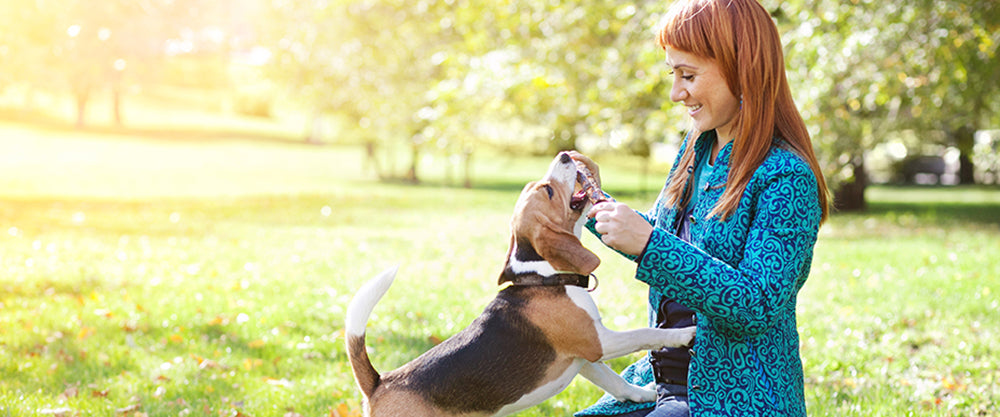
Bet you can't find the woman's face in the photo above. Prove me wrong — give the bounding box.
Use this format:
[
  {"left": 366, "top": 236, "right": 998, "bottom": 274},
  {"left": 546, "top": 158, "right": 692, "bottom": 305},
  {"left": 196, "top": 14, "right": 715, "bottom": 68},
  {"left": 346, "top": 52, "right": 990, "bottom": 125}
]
[{"left": 664, "top": 46, "right": 740, "bottom": 141}]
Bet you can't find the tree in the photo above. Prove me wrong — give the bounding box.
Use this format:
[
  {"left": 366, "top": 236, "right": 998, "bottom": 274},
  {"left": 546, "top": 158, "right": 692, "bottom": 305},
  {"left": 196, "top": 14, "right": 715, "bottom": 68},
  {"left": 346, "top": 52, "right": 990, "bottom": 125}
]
[
  {"left": 911, "top": 0, "right": 1000, "bottom": 184},
  {"left": 777, "top": 0, "right": 999, "bottom": 209},
  {"left": 258, "top": 0, "right": 998, "bottom": 197},
  {"left": 1, "top": 0, "right": 208, "bottom": 127},
  {"left": 265, "top": 0, "right": 482, "bottom": 183}
]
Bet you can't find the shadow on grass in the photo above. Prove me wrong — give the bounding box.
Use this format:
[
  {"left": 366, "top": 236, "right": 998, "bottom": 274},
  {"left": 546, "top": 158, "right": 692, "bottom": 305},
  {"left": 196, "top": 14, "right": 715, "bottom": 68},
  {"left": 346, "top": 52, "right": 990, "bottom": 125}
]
[
  {"left": 865, "top": 201, "right": 1000, "bottom": 226},
  {"left": 858, "top": 185, "right": 1000, "bottom": 227},
  {"left": 0, "top": 106, "right": 311, "bottom": 147}
]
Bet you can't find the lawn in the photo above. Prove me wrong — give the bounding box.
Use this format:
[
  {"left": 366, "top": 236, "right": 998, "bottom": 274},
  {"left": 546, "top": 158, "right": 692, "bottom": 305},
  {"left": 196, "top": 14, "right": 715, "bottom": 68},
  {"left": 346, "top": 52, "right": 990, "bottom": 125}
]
[{"left": 0, "top": 121, "right": 997, "bottom": 416}]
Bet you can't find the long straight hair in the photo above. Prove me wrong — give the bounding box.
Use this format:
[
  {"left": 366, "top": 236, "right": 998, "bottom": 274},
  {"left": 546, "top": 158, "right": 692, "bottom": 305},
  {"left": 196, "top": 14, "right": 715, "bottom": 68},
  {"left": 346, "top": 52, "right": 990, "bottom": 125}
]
[{"left": 657, "top": 0, "right": 829, "bottom": 223}]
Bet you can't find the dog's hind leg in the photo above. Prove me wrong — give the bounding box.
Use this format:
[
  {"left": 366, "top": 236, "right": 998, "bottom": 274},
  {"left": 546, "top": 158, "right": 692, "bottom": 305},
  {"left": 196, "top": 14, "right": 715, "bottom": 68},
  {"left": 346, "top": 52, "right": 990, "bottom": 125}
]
[{"left": 578, "top": 361, "right": 656, "bottom": 403}]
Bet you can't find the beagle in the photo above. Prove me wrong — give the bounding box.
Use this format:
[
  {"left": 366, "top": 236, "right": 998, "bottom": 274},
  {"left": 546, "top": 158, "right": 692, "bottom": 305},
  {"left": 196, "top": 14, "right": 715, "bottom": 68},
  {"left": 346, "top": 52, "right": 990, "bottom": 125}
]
[{"left": 346, "top": 152, "right": 695, "bottom": 416}]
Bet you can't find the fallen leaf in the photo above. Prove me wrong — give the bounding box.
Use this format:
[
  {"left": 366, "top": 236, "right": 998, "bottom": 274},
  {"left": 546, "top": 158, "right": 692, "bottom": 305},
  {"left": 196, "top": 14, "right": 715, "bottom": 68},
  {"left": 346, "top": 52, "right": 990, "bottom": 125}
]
[
  {"left": 38, "top": 408, "right": 73, "bottom": 416},
  {"left": 121, "top": 320, "right": 138, "bottom": 332},
  {"left": 92, "top": 389, "right": 110, "bottom": 398},
  {"left": 60, "top": 385, "right": 79, "bottom": 400},
  {"left": 330, "top": 403, "right": 358, "bottom": 417},
  {"left": 264, "top": 377, "right": 292, "bottom": 388},
  {"left": 242, "top": 358, "right": 263, "bottom": 370},
  {"left": 77, "top": 326, "right": 95, "bottom": 341},
  {"left": 116, "top": 404, "right": 141, "bottom": 414}
]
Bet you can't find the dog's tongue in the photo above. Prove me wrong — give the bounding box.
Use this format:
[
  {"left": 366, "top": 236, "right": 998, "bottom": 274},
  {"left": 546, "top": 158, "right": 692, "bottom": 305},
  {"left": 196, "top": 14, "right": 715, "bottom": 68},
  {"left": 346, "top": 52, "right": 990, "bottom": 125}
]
[{"left": 571, "top": 187, "right": 588, "bottom": 211}]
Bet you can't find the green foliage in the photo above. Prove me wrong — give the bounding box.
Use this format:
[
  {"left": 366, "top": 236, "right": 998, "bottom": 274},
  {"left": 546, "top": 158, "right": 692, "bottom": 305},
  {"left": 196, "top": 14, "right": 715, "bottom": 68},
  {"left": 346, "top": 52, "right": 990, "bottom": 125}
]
[
  {"left": 258, "top": 0, "right": 1000, "bottom": 193},
  {"left": 4, "top": 0, "right": 999, "bottom": 192},
  {"left": 777, "top": 0, "right": 1000, "bottom": 193}
]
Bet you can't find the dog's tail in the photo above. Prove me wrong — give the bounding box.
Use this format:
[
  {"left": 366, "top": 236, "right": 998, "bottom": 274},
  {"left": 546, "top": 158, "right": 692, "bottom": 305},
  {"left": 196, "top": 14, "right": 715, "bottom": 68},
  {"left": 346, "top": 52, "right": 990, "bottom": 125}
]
[{"left": 345, "top": 266, "right": 397, "bottom": 399}]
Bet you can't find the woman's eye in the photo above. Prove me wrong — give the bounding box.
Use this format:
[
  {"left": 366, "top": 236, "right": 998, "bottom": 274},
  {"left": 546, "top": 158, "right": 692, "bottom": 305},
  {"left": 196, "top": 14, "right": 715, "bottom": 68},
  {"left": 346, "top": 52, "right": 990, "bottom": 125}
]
[{"left": 668, "top": 70, "right": 693, "bottom": 81}]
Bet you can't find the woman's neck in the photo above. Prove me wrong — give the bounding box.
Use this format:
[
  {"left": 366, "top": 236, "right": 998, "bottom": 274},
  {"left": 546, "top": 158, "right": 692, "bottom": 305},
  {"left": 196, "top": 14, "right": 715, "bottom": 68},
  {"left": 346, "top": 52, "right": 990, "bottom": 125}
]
[{"left": 711, "top": 131, "right": 733, "bottom": 163}]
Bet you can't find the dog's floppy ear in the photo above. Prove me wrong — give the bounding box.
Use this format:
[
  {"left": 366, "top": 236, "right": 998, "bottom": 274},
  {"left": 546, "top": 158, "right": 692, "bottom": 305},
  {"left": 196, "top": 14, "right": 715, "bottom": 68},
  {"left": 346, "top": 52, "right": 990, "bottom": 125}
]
[
  {"left": 533, "top": 226, "right": 600, "bottom": 276},
  {"left": 498, "top": 234, "right": 516, "bottom": 285}
]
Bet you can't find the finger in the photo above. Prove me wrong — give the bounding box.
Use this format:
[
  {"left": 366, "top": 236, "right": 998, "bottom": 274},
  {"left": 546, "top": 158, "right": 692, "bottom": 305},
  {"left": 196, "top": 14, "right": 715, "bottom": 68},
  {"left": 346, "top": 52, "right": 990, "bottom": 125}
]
[
  {"left": 590, "top": 201, "right": 614, "bottom": 214},
  {"left": 593, "top": 222, "right": 606, "bottom": 235}
]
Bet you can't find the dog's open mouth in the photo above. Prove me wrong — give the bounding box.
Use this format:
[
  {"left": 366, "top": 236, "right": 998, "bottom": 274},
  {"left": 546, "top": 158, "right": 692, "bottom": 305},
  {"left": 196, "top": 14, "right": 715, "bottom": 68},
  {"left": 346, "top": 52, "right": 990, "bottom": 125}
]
[{"left": 571, "top": 161, "right": 604, "bottom": 211}]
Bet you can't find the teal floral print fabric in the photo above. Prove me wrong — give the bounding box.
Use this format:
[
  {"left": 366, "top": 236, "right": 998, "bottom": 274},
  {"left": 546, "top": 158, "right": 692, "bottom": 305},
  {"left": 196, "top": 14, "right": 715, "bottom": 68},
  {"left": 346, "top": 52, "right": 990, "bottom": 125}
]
[{"left": 577, "top": 132, "right": 822, "bottom": 416}]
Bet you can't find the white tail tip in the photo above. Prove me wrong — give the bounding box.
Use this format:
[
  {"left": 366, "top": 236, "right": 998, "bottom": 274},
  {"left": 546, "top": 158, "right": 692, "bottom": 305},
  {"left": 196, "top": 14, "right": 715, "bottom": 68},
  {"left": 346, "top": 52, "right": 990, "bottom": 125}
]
[{"left": 345, "top": 266, "right": 399, "bottom": 337}]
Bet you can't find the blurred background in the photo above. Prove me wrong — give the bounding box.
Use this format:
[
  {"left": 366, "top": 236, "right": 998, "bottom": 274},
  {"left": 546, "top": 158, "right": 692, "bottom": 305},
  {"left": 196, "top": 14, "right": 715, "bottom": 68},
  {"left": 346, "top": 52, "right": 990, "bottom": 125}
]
[
  {"left": 0, "top": 0, "right": 997, "bottom": 204},
  {"left": 1, "top": 1, "right": 999, "bottom": 416}
]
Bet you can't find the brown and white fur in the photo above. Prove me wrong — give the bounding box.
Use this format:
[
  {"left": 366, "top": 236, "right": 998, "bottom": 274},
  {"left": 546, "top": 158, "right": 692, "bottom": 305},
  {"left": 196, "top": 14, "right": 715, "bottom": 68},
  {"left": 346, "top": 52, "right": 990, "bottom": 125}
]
[{"left": 346, "top": 152, "right": 695, "bottom": 417}]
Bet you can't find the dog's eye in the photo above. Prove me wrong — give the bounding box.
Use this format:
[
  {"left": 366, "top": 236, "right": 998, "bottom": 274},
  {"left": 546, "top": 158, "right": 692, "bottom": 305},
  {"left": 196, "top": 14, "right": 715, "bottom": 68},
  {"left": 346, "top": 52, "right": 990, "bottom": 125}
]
[{"left": 542, "top": 184, "right": 554, "bottom": 199}]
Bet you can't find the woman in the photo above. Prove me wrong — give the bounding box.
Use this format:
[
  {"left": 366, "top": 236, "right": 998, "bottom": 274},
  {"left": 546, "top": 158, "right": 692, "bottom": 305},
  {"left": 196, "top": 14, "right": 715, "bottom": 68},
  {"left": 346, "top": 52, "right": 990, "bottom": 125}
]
[{"left": 574, "top": 0, "right": 829, "bottom": 416}]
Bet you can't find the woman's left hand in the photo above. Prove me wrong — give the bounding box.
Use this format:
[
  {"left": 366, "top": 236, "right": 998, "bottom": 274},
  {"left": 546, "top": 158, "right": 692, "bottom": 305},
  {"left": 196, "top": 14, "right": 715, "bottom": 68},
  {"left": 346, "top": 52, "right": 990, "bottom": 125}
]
[{"left": 588, "top": 202, "right": 653, "bottom": 256}]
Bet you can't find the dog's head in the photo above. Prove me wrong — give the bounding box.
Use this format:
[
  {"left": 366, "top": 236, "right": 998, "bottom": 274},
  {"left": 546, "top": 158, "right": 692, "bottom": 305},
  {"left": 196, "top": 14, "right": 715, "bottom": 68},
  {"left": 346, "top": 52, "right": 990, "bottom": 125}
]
[{"left": 499, "top": 152, "right": 600, "bottom": 283}]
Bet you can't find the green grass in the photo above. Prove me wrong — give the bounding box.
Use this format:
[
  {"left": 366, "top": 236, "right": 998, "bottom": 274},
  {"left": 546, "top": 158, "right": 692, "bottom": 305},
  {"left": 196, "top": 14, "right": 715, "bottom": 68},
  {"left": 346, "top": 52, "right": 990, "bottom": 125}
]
[{"left": 0, "top": 120, "right": 998, "bottom": 416}]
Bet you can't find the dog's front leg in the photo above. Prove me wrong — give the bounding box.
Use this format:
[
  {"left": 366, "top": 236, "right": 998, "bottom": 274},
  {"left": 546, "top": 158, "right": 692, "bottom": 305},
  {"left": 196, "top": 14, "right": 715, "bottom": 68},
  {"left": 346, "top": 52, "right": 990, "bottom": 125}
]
[
  {"left": 578, "top": 361, "right": 656, "bottom": 403},
  {"left": 596, "top": 326, "right": 695, "bottom": 360}
]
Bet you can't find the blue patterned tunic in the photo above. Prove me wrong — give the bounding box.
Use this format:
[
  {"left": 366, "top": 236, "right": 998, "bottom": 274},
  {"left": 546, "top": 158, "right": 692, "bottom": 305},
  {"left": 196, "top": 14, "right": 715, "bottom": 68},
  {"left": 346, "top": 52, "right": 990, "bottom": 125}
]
[{"left": 577, "top": 132, "right": 822, "bottom": 416}]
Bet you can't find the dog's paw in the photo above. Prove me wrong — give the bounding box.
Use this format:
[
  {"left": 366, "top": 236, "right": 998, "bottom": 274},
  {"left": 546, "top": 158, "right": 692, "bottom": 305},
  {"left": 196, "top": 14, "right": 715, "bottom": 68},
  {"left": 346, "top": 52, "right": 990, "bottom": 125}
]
[
  {"left": 613, "top": 383, "right": 657, "bottom": 403},
  {"left": 678, "top": 325, "right": 696, "bottom": 345},
  {"left": 657, "top": 325, "right": 696, "bottom": 347}
]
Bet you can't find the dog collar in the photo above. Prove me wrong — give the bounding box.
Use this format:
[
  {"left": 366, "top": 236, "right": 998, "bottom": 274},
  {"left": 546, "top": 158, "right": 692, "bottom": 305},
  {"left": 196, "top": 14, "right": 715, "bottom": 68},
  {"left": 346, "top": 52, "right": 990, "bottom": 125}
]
[{"left": 505, "top": 271, "right": 597, "bottom": 291}]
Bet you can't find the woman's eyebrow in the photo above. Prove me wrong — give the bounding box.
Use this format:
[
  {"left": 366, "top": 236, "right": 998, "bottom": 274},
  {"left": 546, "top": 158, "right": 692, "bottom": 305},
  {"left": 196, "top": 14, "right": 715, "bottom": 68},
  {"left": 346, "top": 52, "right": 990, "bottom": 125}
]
[{"left": 665, "top": 60, "right": 699, "bottom": 71}]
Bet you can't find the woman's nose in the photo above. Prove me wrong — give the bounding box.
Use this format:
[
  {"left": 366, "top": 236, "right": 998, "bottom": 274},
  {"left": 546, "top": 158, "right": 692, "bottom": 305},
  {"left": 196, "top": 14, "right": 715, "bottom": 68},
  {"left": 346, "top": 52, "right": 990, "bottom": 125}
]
[{"left": 669, "top": 82, "right": 686, "bottom": 103}]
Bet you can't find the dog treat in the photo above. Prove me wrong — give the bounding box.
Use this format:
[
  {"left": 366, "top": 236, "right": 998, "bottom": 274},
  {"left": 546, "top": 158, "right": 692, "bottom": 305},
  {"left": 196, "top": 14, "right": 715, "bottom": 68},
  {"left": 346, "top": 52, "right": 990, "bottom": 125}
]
[{"left": 574, "top": 159, "right": 607, "bottom": 204}]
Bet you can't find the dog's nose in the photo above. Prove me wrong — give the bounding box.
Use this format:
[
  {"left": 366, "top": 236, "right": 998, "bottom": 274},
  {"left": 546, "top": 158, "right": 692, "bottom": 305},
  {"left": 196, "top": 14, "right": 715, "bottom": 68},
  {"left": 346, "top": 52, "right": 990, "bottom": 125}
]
[{"left": 559, "top": 152, "right": 572, "bottom": 163}]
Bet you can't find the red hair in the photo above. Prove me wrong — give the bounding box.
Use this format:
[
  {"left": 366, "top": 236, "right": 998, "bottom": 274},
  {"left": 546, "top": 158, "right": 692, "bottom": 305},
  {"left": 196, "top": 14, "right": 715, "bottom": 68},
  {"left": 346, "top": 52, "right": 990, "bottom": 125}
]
[{"left": 657, "top": 0, "right": 829, "bottom": 223}]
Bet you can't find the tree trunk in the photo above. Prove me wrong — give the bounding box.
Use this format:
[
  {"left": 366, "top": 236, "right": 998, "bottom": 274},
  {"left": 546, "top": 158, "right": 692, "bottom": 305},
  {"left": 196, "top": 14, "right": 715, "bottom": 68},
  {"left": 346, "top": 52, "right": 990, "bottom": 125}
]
[
  {"left": 406, "top": 140, "right": 420, "bottom": 184},
  {"left": 462, "top": 149, "right": 472, "bottom": 189},
  {"left": 954, "top": 125, "right": 976, "bottom": 185},
  {"left": 75, "top": 89, "right": 89, "bottom": 128},
  {"left": 363, "top": 138, "right": 384, "bottom": 180},
  {"left": 112, "top": 87, "right": 123, "bottom": 126},
  {"left": 305, "top": 111, "right": 324, "bottom": 144},
  {"left": 833, "top": 157, "right": 868, "bottom": 211}
]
